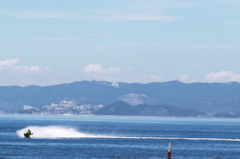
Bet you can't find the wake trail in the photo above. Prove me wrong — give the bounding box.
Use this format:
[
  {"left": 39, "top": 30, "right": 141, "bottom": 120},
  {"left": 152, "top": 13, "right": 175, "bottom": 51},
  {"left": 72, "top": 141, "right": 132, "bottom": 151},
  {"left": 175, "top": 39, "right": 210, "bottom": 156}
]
[
  {"left": 101, "top": 137, "right": 240, "bottom": 142},
  {"left": 16, "top": 126, "right": 240, "bottom": 141},
  {"left": 16, "top": 126, "right": 99, "bottom": 139}
]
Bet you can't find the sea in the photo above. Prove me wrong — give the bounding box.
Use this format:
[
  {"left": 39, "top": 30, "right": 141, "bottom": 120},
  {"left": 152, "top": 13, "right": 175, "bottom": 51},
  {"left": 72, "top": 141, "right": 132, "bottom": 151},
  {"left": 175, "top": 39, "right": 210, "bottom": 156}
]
[{"left": 1, "top": 115, "right": 240, "bottom": 159}]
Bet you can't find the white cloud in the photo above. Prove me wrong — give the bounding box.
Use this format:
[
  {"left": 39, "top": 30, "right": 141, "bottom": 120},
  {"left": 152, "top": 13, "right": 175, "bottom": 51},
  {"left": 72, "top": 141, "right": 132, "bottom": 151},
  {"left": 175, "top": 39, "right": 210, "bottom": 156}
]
[
  {"left": 178, "top": 74, "right": 189, "bottom": 81},
  {"left": 129, "top": 0, "right": 198, "bottom": 10},
  {"left": 13, "top": 66, "right": 51, "bottom": 73},
  {"left": 0, "top": 59, "right": 51, "bottom": 73},
  {"left": 0, "top": 59, "right": 19, "bottom": 69},
  {"left": 0, "top": 10, "right": 66, "bottom": 19},
  {"left": 124, "top": 66, "right": 134, "bottom": 72},
  {"left": 92, "top": 11, "right": 178, "bottom": 21},
  {"left": 83, "top": 64, "right": 134, "bottom": 74},
  {"left": 83, "top": 64, "right": 106, "bottom": 74},
  {"left": 107, "top": 67, "right": 122, "bottom": 73},
  {"left": 0, "top": 10, "right": 179, "bottom": 21},
  {"left": 110, "top": 42, "right": 240, "bottom": 48},
  {"left": 148, "top": 74, "right": 162, "bottom": 80},
  {"left": 205, "top": 71, "right": 240, "bottom": 82}
]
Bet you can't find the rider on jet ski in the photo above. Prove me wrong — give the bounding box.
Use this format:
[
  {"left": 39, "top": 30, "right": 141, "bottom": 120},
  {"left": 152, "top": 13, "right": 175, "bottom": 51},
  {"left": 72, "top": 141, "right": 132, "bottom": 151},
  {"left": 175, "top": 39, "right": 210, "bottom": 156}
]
[{"left": 24, "top": 129, "right": 33, "bottom": 138}]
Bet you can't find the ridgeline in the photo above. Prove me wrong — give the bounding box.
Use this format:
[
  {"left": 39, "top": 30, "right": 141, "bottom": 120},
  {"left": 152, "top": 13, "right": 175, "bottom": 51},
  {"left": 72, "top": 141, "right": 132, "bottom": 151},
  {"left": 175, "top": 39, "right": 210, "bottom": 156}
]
[{"left": 1, "top": 80, "right": 240, "bottom": 117}]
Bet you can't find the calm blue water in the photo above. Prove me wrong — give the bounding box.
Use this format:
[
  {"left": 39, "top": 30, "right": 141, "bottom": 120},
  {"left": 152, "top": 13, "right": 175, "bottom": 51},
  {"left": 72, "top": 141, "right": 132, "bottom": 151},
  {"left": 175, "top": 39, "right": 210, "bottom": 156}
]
[{"left": 1, "top": 115, "right": 240, "bottom": 159}]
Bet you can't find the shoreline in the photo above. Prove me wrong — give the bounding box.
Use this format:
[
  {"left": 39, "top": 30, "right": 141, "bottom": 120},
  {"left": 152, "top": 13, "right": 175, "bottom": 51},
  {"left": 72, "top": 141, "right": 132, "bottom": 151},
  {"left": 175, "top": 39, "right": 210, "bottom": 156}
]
[{"left": 1, "top": 113, "right": 240, "bottom": 119}]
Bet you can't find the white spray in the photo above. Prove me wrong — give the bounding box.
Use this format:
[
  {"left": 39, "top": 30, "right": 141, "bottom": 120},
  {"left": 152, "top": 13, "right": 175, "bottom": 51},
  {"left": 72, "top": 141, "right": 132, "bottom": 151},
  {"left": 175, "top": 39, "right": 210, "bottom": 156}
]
[
  {"left": 16, "top": 126, "right": 240, "bottom": 141},
  {"left": 16, "top": 126, "right": 98, "bottom": 139}
]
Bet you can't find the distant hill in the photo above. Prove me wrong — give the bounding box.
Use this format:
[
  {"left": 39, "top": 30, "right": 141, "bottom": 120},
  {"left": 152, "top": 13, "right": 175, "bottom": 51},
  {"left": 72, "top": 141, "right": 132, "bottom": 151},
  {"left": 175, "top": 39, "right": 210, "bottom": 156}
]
[
  {"left": 1, "top": 80, "right": 240, "bottom": 114},
  {"left": 93, "top": 101, "right": 206, "bottom": 117}
]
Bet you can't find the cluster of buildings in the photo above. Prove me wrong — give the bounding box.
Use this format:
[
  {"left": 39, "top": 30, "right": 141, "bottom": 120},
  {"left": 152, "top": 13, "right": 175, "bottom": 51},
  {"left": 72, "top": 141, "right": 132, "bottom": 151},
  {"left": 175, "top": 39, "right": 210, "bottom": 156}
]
[{"left": 19, "top": 100, "right": 104, "bottom": 115}]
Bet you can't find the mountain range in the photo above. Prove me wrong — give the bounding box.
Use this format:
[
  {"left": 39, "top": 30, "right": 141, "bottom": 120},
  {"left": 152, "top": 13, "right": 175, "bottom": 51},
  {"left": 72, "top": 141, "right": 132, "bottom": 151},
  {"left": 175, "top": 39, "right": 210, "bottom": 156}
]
[{"left": 1, "top": 80, "right": 240, "bottom": 115}]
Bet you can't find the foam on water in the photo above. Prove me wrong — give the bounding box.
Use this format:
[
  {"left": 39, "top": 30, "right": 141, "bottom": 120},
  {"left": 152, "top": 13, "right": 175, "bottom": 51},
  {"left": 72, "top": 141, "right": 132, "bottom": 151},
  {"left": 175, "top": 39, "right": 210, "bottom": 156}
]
[
  {"left": 16, "top": 126, "right": 240, "bottom": 142},
  {"left": 16, "top": 126, "right": 98, "bottom": 138}
]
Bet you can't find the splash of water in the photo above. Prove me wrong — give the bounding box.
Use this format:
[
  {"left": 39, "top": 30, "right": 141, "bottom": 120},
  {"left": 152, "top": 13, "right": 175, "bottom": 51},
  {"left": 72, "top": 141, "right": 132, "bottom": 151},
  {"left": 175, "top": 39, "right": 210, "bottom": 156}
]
[
  {"left": 16, "top": 126, "right": 97, "bottom": 139},
  {"left": 16, "top": 126, "right": 240, "bottom": 141}
]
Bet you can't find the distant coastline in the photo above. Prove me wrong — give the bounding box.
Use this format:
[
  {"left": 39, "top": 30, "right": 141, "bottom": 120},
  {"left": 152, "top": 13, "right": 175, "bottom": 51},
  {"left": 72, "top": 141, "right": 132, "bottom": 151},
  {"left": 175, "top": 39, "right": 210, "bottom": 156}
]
[
  {"left": 1, "top": 80, "right": 240, "bottom": 118},
  {"left": 2, "top": 113, "right": 239, "bottom": 119}
]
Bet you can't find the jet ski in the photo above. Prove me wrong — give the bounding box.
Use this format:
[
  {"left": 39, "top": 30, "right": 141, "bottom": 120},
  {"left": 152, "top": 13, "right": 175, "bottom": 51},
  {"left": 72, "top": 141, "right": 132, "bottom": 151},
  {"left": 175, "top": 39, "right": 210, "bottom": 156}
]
[{"left": 24, "top": 129, "right": 33, "bottom": 138}]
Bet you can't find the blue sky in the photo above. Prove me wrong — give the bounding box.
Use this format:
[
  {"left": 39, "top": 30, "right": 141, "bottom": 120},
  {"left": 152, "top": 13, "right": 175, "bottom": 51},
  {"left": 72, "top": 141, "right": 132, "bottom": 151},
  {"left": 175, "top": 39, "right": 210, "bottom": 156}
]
[{"left": 1, "top": 0, "right": 240, "bottom": 86}]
